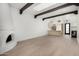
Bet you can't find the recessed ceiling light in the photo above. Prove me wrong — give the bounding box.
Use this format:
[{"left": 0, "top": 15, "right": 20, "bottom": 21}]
[{"left": 33, "top": 3, "right": 56, "bottom": 11}]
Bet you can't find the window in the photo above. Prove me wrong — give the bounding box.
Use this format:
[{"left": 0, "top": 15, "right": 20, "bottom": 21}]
[{"left": 65, "top": 23, "right": 70, "bottom": 35}]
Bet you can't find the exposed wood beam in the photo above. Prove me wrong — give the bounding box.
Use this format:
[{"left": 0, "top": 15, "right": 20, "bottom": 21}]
[
  {"left": 34, "top": 3, "right": 79, "bottom": 18},
  {"left": 74, "top": 3, "right": 79, "bottom": 6},
  {"left": 42, "top": 10, "right": 78, "bottom": 21},
  {"left": 20, "top": 3, "right": 34, "bottom": 14}
]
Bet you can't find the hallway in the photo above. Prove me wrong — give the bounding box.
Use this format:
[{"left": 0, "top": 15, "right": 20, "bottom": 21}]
[{"left": 3, "top": 36, "right": 79, "bottom": 56}]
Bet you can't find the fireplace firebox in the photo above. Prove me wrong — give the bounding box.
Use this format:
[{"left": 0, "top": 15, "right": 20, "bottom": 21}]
[{"left": 6, "top": 34, "right": 12, "bottom": 43}]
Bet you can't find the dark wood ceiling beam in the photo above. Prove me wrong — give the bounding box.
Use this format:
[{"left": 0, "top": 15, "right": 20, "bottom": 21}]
[
  {"left": 34, "top": 3, "right": 79, "bottom": 18},
  {"left": 20, "top": 3, "right": 34, "bottom": 14},
  {"left": 42, "top": 10, "right": 78, "bottom": 21}
]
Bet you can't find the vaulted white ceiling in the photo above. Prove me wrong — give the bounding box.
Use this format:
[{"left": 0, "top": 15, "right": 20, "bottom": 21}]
[
  {"left": 9, "top": 3, "right": 77, "bottom": 20},
  {"left": 9, "top": 3, "right": 26, "bottom": 9},
  {"left": 9, "top": 3, "right": 65, "bottom": 15}
]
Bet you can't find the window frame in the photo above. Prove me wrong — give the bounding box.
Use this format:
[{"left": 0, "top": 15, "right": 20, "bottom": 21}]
[{"left": 65, "top": 23, "right": 70, "bottom": 35}]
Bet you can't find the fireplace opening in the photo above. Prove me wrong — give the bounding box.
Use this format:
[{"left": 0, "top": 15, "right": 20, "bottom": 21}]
[{"left": 6, "top": 34, "right": 12, "bottom": 43}]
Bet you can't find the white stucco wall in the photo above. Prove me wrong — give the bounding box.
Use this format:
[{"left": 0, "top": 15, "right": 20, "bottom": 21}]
[{"left": 10, "top": 7, "right": 48, "bottom": 41}]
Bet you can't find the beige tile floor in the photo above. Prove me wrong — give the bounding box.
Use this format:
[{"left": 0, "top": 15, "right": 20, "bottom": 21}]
[{"left": 1, "top": 36, "right": 79, "bottom": 56}]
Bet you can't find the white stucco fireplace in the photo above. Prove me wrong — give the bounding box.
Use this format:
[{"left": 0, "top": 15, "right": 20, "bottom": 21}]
[{"left": 0, "top": 4, "right": 17, "bottom": 54}]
